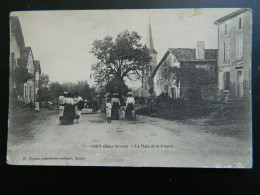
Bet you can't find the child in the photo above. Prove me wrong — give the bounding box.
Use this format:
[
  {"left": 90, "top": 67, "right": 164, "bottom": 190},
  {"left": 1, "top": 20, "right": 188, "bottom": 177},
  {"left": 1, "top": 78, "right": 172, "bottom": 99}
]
[
  {"left": 119, "top": 106, "right": 126, "bottom": 120},
  {"left": 106, "top": 98, "right": 112, "bottom": 123}
]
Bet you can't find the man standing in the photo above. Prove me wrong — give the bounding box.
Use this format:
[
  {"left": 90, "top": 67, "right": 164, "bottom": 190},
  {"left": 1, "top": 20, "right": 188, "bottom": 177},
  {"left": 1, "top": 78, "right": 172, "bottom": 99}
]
[
  {"left": 58, "top": 92, "right": 67, "bottom": 124},
  {"left": 74, "top": 92, "right": 83, "bottom": 123}
]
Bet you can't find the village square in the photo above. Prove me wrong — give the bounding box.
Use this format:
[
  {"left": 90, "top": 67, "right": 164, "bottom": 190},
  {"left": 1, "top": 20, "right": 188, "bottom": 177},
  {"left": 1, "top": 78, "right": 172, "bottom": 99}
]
[{"left": 8, "top": 9, "right": 252, "bottom": 167}]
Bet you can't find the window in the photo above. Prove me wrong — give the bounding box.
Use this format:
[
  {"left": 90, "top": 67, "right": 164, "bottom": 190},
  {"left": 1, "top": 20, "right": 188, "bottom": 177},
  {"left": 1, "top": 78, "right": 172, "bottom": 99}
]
[
  {"left": 224, "top": 24, "right": 228, "bottom": 34},
  {"left": 239, "top": 17, "right": 243, "bottom": 29},
  {"left": 224, "top": 41, "right": 230, "bottom": 61},
  {"left": 236, "top": 35, "right": 243, "bottom": 59},
  {"left": 223, "top": 72, "right": 230, "bottom": 90}
]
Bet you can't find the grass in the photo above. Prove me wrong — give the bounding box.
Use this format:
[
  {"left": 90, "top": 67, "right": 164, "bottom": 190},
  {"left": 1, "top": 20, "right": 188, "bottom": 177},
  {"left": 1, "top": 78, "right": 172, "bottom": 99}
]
[{"left": 136, "top": 99, "right": 252, "bottom": 139}]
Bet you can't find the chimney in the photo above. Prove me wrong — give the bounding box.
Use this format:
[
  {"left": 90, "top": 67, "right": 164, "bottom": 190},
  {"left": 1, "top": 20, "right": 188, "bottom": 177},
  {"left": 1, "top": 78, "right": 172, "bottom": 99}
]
[{"left": 196, "top": 41, "right": 205, "bottom": 60}]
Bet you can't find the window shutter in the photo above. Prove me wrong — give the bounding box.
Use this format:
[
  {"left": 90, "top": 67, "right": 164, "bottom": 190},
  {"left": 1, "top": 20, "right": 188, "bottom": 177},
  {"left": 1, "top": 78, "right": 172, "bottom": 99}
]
[
  {"left": 227, "top": 72, "right": 230, "bottom": 90},
  {"left": 223, "top": 42, "right": 226, "bottom": 61},
  {"left": 224, "top": 72, "right": 227, "bottom": 89},
  {"left": 223, "top": 72, "right": 230, "bottom": 90},
  {"left": 236, "top": 37, "right": 239, "bottom": 58},
  {"left": 226, "top": 41, "right": 230, "bottom": 60},
  {"left": 240, "top": 36, "right": 243, "bottom": 58}
]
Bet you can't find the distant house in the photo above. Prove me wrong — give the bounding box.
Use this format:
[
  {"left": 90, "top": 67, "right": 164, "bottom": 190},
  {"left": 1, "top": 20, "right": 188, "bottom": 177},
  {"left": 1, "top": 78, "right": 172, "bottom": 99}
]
[
  {"left": 215, "top": 8, "right": 252, "bottom": 100},
  {"left": 10, "top": 16, "right": 41, "bottom": 105},
  {"left": 154, "top": 41, "right": 218, "bottom": 100}
]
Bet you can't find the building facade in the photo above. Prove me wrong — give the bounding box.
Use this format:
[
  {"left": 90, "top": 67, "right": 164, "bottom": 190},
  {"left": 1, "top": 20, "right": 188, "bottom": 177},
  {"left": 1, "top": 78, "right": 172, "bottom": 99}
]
[
  {"left": 10, "top": 16, "right": 25, "bottom": 95},
  {"left": 10, "top": 16, "right": 41, "bottom": 105},
  {"left": 155, "top": 41, "right": 218, "bottom": 100},
  {"left": 215, "top": 8, "right": 252, "bottom": 100}
]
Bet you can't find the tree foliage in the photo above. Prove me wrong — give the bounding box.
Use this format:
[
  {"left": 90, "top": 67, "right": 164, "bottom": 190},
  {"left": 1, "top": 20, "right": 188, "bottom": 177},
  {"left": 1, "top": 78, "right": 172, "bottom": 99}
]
[
  {"left": 91, "top": 30, "right": 151, "bottom": 87},
  {"left": 40, "top": 80, "right": 97, "bottom": 102},
  {"left": 105, "top": 78, "right": 129, "bottom": 97},
  {"left": 60, "top": 81, "right": 96, "bottom": 100},
  {"left": 39, "top": 73, "right": 50, "bottom": 88}
]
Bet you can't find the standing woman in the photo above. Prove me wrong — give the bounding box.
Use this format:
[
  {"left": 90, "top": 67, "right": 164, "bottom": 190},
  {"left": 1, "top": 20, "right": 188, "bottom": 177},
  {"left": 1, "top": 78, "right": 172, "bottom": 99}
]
[
  {"left": 63, "top": 93, "right": 76, "bottom": 125},
  {"left": 125, "top": 92, "right": 135, "bottom": 120},
  {"left": 92, "top": 96, "right": 98, "bottom": 113},
  {"left": 58, "top": 92, "right": 67, "bottom": 125},
  {"left": 111, "top": 93, "right": 120, "bottom": 120},
  {"left": 74, "top": 92, "right": 83, "bottom": 123}
]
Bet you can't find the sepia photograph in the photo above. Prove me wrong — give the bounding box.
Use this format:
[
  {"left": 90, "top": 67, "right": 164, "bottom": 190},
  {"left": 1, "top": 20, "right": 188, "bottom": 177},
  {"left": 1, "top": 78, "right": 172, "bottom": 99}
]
[{"left": 7, "top": 8, "right": 252, "bottom": 167}]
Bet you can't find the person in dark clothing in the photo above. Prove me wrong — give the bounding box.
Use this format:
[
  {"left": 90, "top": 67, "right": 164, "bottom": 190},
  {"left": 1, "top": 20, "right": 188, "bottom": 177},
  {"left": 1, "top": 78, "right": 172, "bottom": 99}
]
[
  {"left": 92, "top": 97, "right": 98, "bottom": 112},
  {"left": 62, "top": 93, "right": 76, "bottom": 125},
  {"left": 111, "top": 93, "right": 120, "bottom": 120}
]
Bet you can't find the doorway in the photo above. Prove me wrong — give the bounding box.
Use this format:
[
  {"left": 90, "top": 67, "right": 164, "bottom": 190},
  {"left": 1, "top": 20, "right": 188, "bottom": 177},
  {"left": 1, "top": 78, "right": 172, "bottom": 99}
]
[
  {"left": 171, "top": 88, "right": 175, "bottom": 99},
  {"left": 236, "top": 69, "right": 243, "bottom": 98}
]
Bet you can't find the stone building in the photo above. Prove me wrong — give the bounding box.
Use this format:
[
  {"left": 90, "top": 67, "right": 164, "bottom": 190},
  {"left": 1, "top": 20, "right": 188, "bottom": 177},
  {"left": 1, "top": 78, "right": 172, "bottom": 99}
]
[
  {"left": 215, "top": 8, "right": 252, "bottom": 100},
  {"left": 10, "top": 16, "right": 41, "bottom": 105},
  {"left": 154, "top": 41, "right": 218, "bottom": 100},
  {"left": 10, "top": 16, "right": 25, "bottom": 95}
]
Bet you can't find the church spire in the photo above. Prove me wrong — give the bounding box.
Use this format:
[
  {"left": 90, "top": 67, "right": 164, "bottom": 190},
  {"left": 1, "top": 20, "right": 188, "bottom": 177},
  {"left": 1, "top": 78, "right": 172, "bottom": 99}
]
[{"left": 146, "top": 17, "right": 155, "bottom": 52}]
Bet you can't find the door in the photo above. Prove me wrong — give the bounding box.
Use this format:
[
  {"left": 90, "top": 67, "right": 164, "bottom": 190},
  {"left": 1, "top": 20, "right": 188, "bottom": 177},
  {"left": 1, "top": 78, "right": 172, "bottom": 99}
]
[
  {"left": 236, "top": 70, "right": 243, "bottom": 98},
  {"left": 171, "top": 88, "right": 176, "bottom": 99}
]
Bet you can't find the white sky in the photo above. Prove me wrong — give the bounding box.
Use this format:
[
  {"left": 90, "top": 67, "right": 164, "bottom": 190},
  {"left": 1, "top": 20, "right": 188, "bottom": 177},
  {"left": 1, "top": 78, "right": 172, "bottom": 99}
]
[{"left": 11, "top": 8, "right": 238, "bottom": 87}]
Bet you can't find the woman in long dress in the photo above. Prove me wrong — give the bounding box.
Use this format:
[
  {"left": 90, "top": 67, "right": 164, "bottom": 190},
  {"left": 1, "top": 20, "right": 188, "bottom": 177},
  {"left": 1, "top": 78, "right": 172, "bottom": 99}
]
[
  {"left": 92, "top": 97, "right": 98, "bottom": 112},
  {"left": 73, "top": 92, "right": 83, "bottom": 123},
  {"left": 111, "top": 93, "right": 120, "bottom": 120},
  {"left": 125, "top": 92, "right": 135, "bottom": 120},
  {"left": 63, "top": 93, "right": 76, "bottom": 125}
]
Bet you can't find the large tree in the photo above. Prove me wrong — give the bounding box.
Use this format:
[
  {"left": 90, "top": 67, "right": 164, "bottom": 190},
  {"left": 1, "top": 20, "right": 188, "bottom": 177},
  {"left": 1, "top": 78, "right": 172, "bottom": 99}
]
[
  {"left": 105, "top": 78, "right": 129, "bottom": 96},
  {"left": 91, "top": 30, "right": 151, "bottom": 88}
]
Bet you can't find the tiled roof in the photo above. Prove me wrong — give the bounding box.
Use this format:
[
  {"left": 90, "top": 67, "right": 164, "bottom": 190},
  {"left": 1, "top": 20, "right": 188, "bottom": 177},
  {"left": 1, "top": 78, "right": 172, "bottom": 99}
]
[
  {"left": 10, "top": 16, "right": 25, "bottom": 49},
  {"left": 168, "top": 48, "right": 217, "bottom": 62},
  {"left": 18, "top": 47, "right": 33, "bottom": 68},
  {"left": 205, "top": 49, "right": 217, "bottom": 60},
  {"left": 156, "top": 47, "right": 217, "bottom": 73},
  {"left": 168, "top": 48, "right": 196, "bottom": 61}
]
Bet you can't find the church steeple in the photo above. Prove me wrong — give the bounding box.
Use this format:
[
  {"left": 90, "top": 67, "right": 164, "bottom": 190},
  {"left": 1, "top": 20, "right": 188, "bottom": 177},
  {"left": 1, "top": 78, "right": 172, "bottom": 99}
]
[
  {"left": 146, "top": 17, "right": 155, "bottom": 52},
  {"left": 143, "top": 17, "right": 157, "bottom": 94}
]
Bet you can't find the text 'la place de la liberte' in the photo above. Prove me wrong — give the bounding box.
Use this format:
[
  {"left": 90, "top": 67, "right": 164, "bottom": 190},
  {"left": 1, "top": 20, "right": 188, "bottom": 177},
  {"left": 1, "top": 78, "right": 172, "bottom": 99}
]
[{"left": 90, "top": 144, "right": 174, "bottom": 149}]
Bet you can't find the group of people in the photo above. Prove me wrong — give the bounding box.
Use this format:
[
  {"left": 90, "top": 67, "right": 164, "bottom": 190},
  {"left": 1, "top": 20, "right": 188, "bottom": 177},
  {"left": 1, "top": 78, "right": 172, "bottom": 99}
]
[
  {"left": 58, "top": 92, "right": 84, "bottom": 125},
  {"left": 105, "top": 91, "right": 136, "bottom": 123},
  {"left": 58, "top": 91, "right": 136, "bottom": 125}
]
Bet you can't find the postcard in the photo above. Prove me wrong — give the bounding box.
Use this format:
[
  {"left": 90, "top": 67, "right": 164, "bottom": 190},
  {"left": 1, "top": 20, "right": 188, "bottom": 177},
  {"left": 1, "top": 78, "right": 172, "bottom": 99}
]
[{"left": 8, "top": 8, "right": 252, "bottom": 167}]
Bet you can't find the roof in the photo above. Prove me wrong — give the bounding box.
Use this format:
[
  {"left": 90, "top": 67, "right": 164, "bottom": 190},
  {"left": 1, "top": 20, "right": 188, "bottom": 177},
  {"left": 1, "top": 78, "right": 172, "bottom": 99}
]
[
  {"left": 169, "top": 48, "right": 217, "bottom": 62},
  {"left": 157, "top": 48, "right": 217, "bottom": 69},
  {"left": 18, "top": 47, "right": 33, "bottom": 68},
  {"left": 34, "top": 60, "right": 41, "bottom": 74},
  {"left": 205, "top": 49, "right": 218, "bottom": 60},
  {"left": 10, "top": 16, "right": 25, "bottom": 49},
  {"left": 169, "top": 48, "right": 196, "bottom": 61},
  {"left": 215, "top": 8, "right": 251, "bottom": 25}
]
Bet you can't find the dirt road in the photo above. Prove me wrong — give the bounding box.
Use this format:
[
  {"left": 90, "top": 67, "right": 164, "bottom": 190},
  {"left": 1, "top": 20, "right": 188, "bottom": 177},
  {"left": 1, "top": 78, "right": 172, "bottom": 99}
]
[{"left": 7, "top": 110, "right": 252, "bottom": 168}]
